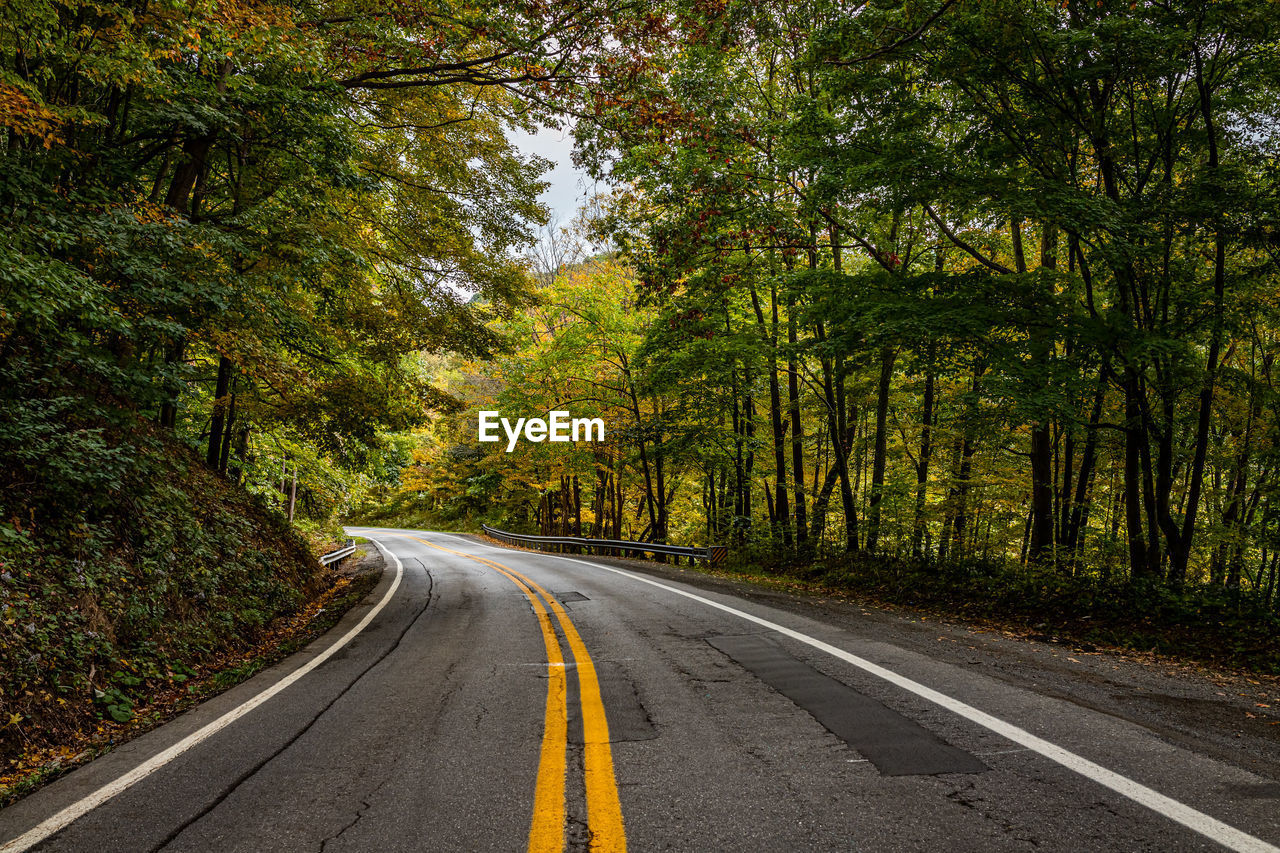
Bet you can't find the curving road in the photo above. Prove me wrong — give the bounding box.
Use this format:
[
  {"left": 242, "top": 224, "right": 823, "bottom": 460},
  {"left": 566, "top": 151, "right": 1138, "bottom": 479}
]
[{"left": 2, "top": 528, "right": 1279, "bottom": 852}]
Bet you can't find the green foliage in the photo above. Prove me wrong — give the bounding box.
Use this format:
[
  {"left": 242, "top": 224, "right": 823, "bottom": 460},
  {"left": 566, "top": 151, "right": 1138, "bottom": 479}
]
[
  {"left": 365, "top": 0, "right": 1280, "bottom": 668},
  {"left": 0, "top": 430, "right": 322, "bottom": 758},
  {"left": 0, "top": 0, "right": 572, "bottom": 537},
  {"left": 0, "top": 0, "right": 620, "bottom": 762}
]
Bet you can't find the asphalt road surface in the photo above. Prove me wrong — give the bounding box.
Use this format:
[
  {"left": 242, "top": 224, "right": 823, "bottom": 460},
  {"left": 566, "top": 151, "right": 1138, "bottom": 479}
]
[{"left": 3, "top": 528, "right": 1280, "bottom": 852}]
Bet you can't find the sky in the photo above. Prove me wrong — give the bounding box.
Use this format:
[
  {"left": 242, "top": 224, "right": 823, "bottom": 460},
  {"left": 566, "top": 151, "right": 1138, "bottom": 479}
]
[{"left": 507, "top": 122, "right": 599, "bottom": 226}]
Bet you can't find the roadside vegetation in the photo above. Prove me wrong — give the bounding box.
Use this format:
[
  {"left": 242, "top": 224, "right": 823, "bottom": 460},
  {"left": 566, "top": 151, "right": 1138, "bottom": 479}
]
[
  {"left": 715, "top": 552, "right": 1280, "bottom": 674},
  {"left": 1, "top": 0, "right": 610, "bottom": 788},
  {"left": 373, "top": 1, "right": 1280, "bottom": 671},
  {"left": 0, "top": 516, "right": 380, "bottom": 806},
  {"left": 1, "top": 432, "right": 317, "bottom": 790},
  {"left": 5, "top": 0, "right": 1280, "bottom": 782}
]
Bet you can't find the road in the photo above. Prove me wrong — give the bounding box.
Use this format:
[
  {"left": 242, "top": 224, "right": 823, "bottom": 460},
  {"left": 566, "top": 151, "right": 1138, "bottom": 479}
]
[{"left": 2, "top": 528, "right": 1279, "bottom": 852}]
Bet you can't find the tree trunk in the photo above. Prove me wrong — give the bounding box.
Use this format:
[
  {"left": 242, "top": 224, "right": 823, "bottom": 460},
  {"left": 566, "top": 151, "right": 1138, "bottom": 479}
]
[
  {"left": 573, "top": 475, "right": 582, "bottom": 537},
  {"left": 865, "top": 346, "right": 896, "bottom": 552},
  {"left": 229, "top": 425, "right": 249, "bottom": 485},
  {"left": 912, "top": 367, "right": 935, "bottom": 558},
  {"left": 218, "top": 380, "right": 236, "bottom": 476},
  {"left": 206, "top": 355, "right": 233, "bottom": 469},
  {"left": 158, "top": 338, "right": 185, "bottom": 429},
  {"left": 1122, "top": 370, "right": 1155, "bottom": 580},
  {"left": 622, "top": 354, "right": 660, "bottom": 536},
  {"left": 788, "top": 294, "right": 808, "bottom": 550},
  {"left": 745, "top": 386, "right": 756, "bottom": 532},
  {"left": 946, "top": 357, "right": 984, "bottom": 560},
  {"left": 1029, "top": 422, "right": 1055, "bottom": 563},
  {"left": 1065, "top": 375, "right": 1106, "bottom": 558},
  {"left": 750, "top": 280, "right": 791, "bottom": 548},
  {"left": 1167, "top": 45, "right": 1226, "bottom": 587},
  {"left": 1028, "top": 224, "right": 1057, "bottom": 564}
]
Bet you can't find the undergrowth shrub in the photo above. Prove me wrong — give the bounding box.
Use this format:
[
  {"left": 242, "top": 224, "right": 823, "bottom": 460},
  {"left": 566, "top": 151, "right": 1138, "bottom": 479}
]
[{"left": 0, "top": 420, "right": 323, "bottom": 759}]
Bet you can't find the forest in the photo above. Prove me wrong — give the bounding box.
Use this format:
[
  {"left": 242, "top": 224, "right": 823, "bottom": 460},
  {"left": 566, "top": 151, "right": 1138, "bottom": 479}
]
[
  {"left": 395, "top": 0, "right": 1280, "bottom": 607},
  {"left": 0, "top": 0, "right": 612, "bottom": 765},
  {"left": 2, "top": 0, "right": 1280, "bottom": 764}
]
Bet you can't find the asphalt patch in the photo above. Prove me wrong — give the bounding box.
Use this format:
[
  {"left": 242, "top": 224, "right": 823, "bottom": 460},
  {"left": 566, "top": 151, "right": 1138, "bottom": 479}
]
[{"left": 708, "top": 633, "right": 987, "bottom": 776}]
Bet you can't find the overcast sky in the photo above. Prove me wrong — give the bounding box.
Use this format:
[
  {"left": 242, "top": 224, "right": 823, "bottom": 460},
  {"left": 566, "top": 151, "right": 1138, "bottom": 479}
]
[{"left": 508, "top": 122, "right": 598, "bottom": 226}]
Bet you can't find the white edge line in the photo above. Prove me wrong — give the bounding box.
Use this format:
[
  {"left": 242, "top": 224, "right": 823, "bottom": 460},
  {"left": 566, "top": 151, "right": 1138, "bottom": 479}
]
[
  {"left": 429, "top": 530, "right": 1279, "bottom": 853},
  {"left": 0, "top": 540, "right": 405, "bottom": 853}
]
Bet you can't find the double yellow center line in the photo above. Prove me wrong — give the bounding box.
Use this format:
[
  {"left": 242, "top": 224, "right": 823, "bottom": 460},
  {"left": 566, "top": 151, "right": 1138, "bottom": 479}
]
[{"left": 403, "top": 537, "right": 627, "bottom": 852}]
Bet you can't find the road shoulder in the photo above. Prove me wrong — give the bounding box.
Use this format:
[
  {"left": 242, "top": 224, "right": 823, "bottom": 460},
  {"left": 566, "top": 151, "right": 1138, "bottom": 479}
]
[{"left": 457, "top": 534, "right": 1280, "bottom": 784}]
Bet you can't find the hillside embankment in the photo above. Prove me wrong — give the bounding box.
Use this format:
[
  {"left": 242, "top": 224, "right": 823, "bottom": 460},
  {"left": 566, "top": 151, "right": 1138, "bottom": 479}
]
[{"left": 0, "top": 429, "right": 379, "bottom": 804}]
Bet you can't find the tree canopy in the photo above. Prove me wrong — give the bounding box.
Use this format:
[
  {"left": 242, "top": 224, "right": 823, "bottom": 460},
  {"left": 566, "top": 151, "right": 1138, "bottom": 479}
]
[
  {"left": 6, "top": 0, "right": 1280, "bottom": 709},
  {"left": 388, "top": 0, "right": 1280, "bottom": 616}
]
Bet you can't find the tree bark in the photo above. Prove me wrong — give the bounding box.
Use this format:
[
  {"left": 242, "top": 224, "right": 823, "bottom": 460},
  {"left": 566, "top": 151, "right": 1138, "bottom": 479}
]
[
  {"left": 206, "top": 355, "right": 233, "bottom": 470},
  {"left": 912, "top": 367, "right": 935, "bottom": 558},
  {"left": 1122, "top": 369, "right": 1155, "bottom": 580},
  {"left": 158, "top": 338, "right": 185, "bottom": 429},
  {"left": 865, "top": 346, "right": 896, "bottom": 552},
  {"left": 1167, "top": 45, "right": 1226, "bottom": 587},
  {"left": 749, "top": 281, "right": 791, "bottom": 547},
  {"left": 1028, "top": 224, "right": 1057, "bottom": 564},
  {"left": 788, "top": 294, "right": 808, "bottom": 549},
  {"left": 217, "top": 380, "right": 236, "bottom": 476}
]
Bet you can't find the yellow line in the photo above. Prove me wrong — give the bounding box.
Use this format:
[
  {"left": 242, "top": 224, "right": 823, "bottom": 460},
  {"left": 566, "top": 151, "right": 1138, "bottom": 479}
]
[
  {"left": 514, "top": 573, "right": 570, "bottom": 853},
  {"left": 404, "top": 536, "right": 627, "bottom": 852},
  {"left": 540, "top": 589, "right": 627, "bottom": 852},
  {"left": 395, "top": 536, "right": 567, "bottom": 852}
]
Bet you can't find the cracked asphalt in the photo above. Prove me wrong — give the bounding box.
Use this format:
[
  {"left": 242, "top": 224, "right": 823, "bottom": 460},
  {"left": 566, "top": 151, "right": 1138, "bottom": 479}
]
[{"left": 2, "top": 528, "right": 1279, "bottom": 852}]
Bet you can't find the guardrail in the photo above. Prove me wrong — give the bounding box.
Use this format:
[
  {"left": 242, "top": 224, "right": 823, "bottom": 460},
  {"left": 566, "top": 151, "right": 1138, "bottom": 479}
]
[
  {"left": 320, "top": 539, "right": 358, "bottom": 567},
  {"left": 481, "top": 525, "right": 727, "bottom": 566}
]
